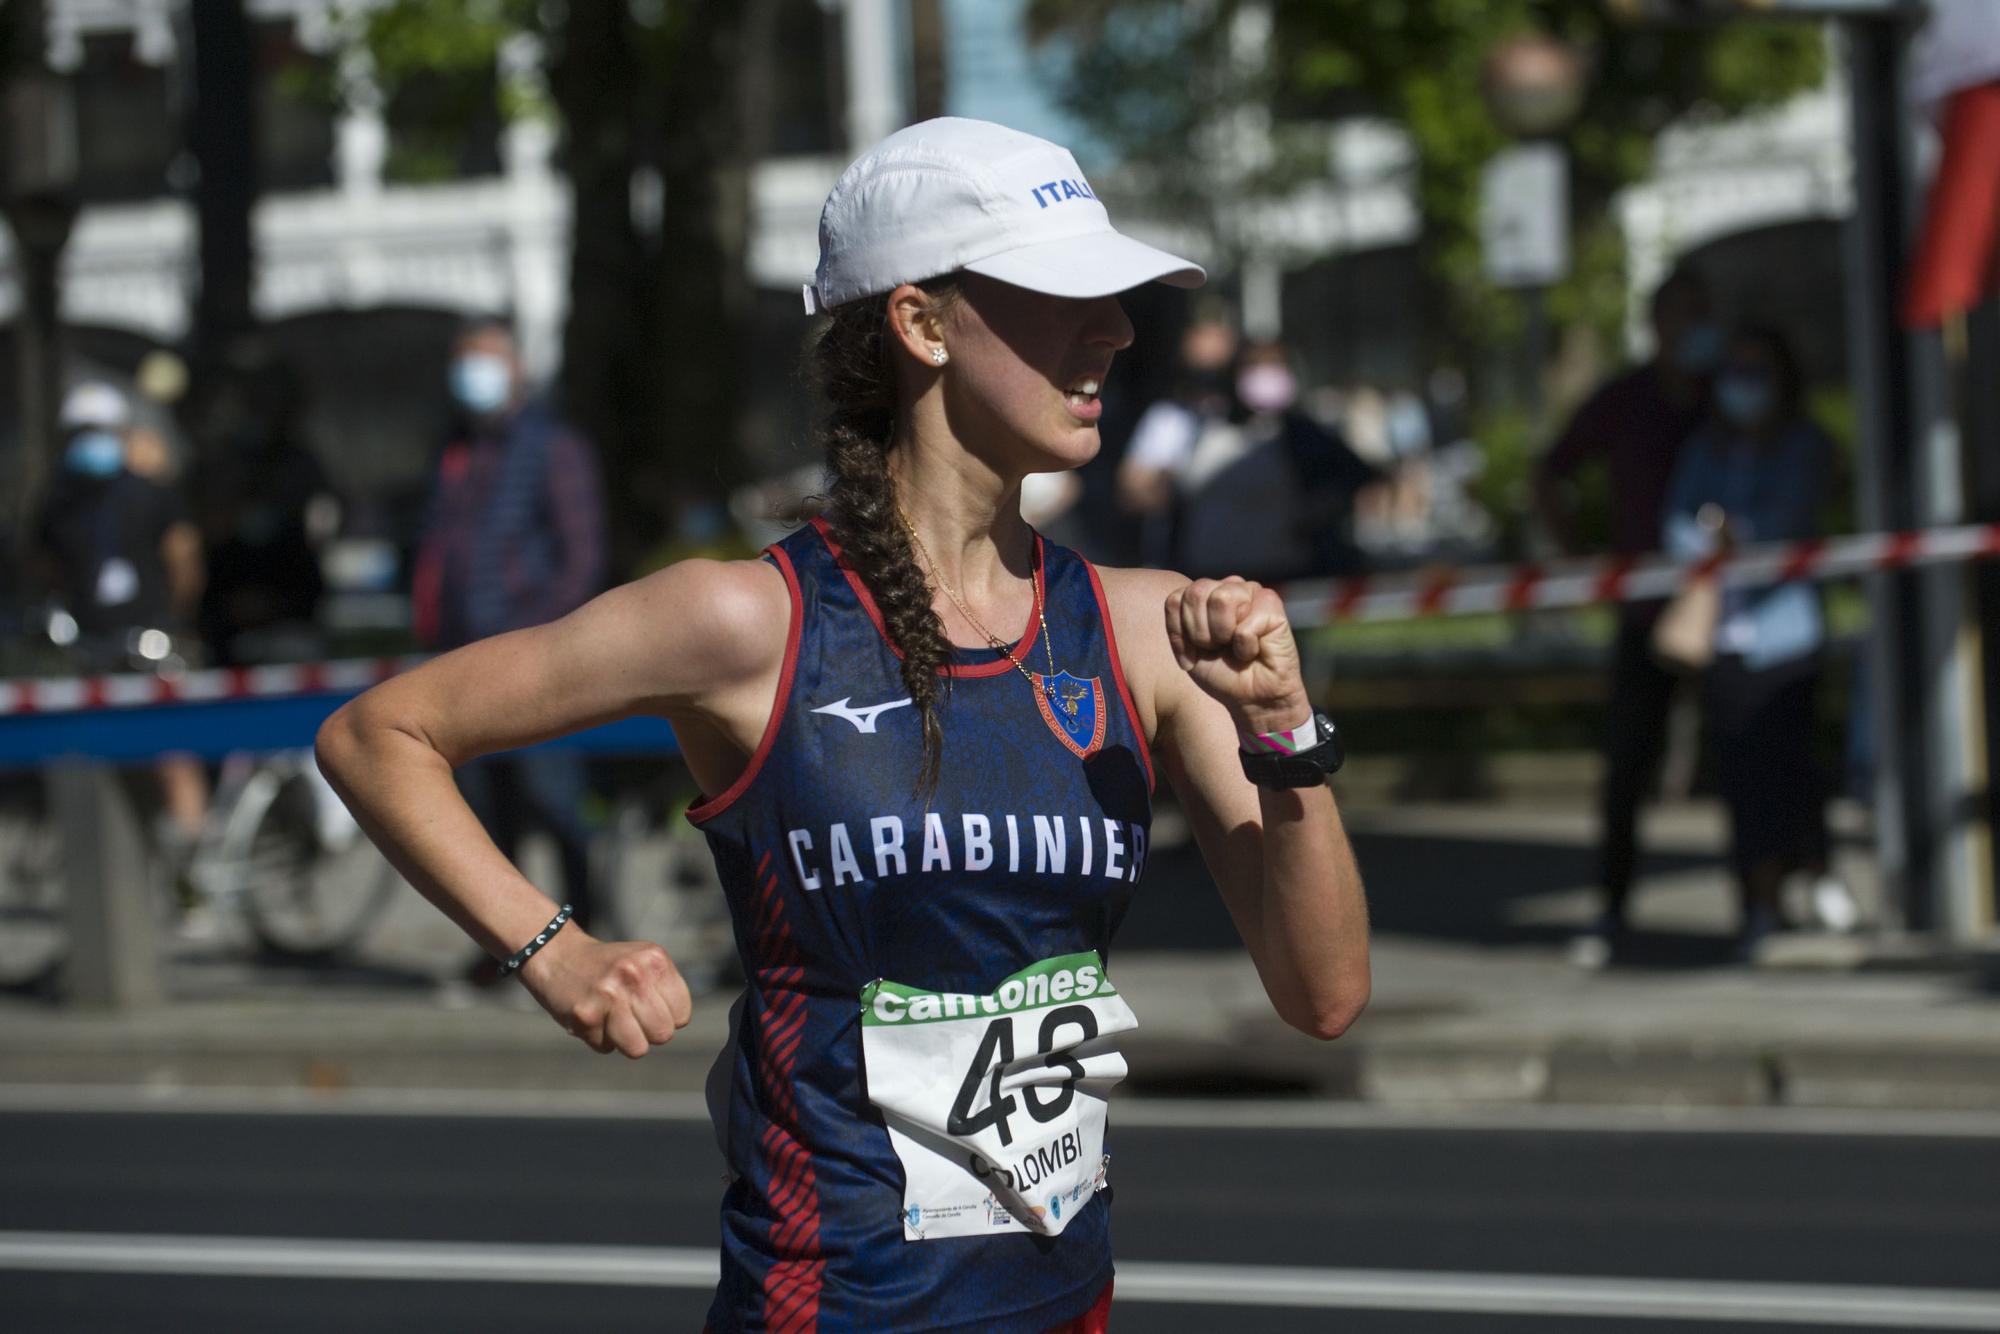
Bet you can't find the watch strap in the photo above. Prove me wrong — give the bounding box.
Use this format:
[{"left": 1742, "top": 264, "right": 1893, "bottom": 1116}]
[
  {"left": 1238, "top": 711, "right": 1344, "bottom": 788},
  {"left": 1239, "top": 711, "right": 1321, "bottom": 755}
]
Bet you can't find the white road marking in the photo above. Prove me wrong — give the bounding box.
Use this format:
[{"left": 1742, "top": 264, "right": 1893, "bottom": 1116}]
[
  {"left": 5, "top": 1083, "right": 2000, "bottom": 1140},
  {"left": 1104, "top": 1098, "right": 2000, "bottom": 1140},
  {"left": 1113, "top": 1261, "right": 2000, "bottom": 1327},
  {"left": 0, "top": 1083, "right": 715, "bottom": 1122},
  {"left": 0, "top": 1231, "right": 711, "bottom": 1286},
  {"left": 1, "top": 1232, "right": 1997, "bottom": 1327}
]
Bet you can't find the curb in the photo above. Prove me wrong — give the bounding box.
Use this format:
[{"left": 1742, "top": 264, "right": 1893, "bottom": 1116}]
[
  {"left": 7, "top": 1017, "right": 2000, "bottom": 1114},
  {"left": 1183, "top": 1035, "right": 2000, "bottom": 1114}
]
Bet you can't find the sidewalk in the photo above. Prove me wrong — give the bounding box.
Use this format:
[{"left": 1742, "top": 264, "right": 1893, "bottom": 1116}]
[{"left": 3, "top": 801, "right": 1997, "bottom": 1111}]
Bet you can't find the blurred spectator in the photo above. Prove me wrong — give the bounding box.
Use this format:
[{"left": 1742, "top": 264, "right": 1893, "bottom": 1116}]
[
  {"left": 1415, "top": 366, "right": 1496, "bottom": 554},
  {"left": 189, "top": 338, "right": 341, "bottom": 665},
  {"left": 1194, "top": 338, "right": 1380, "bottom": 580},
  {"left": 34, "top": 382, "right": 204, "bottom": 652},
  {"left": 1125, "top": 333, "right": 1378, "bottom": 582},
  {"left": 32, "top": 381, "right": 209, "bottom": 850},
  {"left": 1536, "top": 267, "right": 1718, "bottom": 966},
  {"left": 1355, "top": 381, "right": 1439, "bottom": 556},
  {"left": 1117, "top": 317, "right": 1237, "bottom": 567},
  {"left": 412, "top": 319, "right": 607, "bottom": 956},
  {"left": 125, "top": 349, "right": 193, "bottom": 484},
  {"left": 1663, "top": 326, "right": 1852, "bottom": 958}
]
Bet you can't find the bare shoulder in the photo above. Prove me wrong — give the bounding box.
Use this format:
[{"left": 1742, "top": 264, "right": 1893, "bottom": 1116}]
[
  {"left": 598, "top": 555, "right": 792, "bottom": 701},
  {"left": 1091, "top": 564, "right": 1194, "bottom": 736},
  {"left": 1094, "top": 564, "right": 1193, "bottom": 643},
  {"left": 324, "top": 554, "right": 793, "bottom": 770}
]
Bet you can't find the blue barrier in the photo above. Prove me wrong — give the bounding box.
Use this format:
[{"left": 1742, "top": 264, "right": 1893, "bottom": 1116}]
[{"left": 0, "top": 691, "right": 680, "bottom": 768}]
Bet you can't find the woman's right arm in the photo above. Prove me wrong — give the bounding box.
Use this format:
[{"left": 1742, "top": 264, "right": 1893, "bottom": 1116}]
[{"left": 314, "top": 556, "right": 789, "bottom": 1058}]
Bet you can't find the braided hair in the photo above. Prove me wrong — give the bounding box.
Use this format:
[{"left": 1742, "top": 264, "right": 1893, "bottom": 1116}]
[{"left": 810, "top": 278, "right": 963, "bottom": 794}]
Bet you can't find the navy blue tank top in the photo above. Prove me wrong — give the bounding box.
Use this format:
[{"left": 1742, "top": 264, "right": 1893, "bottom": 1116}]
[{"left": 690, "top": 517, "right": 1153, "bottom": 1333}]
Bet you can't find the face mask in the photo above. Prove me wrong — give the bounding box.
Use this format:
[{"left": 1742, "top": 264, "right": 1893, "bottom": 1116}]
[
  {"left": 1715, "top": 373, "right": 1775, "bottom": 428},
  {"left": 1675, "top": 322, "right": 1725, "bottom": 374},
  {"left": 1236, "top": 364, "right": 1298, "bottom": 415},
  {"left": 64, "top": 430, "right": 126, "bottom": 478},
  {"left": 450, "top": 354, "right": 514, "bottom": 415}
]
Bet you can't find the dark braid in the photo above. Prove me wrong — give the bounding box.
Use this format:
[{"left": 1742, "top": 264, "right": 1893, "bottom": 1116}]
[{"left": 811, "top": 278, "right": 962, "bottom": 794}]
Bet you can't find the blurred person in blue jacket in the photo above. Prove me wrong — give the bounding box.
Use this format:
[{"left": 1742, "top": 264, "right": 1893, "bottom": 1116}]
[
  {"left": 412, "top": 320, "right": 608, "bottom": 969},
  {"left": 1663, "top": 325, "right": 1852, "bottom": 960}
]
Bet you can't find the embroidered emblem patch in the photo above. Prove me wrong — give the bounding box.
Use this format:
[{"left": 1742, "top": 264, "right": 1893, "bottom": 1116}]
[{"left": 1030, "top": 671, "right": 1107, "bottom": 760}]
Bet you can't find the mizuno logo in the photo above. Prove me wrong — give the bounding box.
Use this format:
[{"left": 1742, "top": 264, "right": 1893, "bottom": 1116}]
[{"left": 811, "top": 696, "right": 913, "bottom": 734}]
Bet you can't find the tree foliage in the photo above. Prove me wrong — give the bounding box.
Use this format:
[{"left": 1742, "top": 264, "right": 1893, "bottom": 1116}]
[
  {"left": 337, "top": 0, "right": 777, "bottom": 571},
  {"left": 1029, "top": 0, "right": 1825, "bottom": 362}
]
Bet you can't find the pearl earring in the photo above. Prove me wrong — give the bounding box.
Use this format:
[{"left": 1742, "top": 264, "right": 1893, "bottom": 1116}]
[{"left": 930, "top": 347, "right": 948, "bottom": 365}]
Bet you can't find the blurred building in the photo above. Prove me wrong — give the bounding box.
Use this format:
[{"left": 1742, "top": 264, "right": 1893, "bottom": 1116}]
[
  {"left": 1623, "top": 74, "right": 1852, "bottom": 383},
  {"left": 0, "top": 2, "right": 1852, "bottom": 496},
  {"left": 0, "top": 2, "right": 832, "bottom": 495}
]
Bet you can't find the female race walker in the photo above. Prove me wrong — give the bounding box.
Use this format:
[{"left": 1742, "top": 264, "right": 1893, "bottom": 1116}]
[{"left": 317, "top": 117, "right": 1369, "bottom": 1333}]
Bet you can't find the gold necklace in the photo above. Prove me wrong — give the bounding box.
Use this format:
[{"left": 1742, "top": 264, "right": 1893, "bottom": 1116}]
[{"left": 896, "top": 503, "right": 1058, "bottom": 696}]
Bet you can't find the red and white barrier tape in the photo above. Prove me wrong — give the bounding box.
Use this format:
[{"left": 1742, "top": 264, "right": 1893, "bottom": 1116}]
[
  {"left": 1280, "top": 522, "right": 2000, "bottom": 628},
  {"left": 0, "top": 656, "right": 423, "bottom": 718},
  {"left": 4, "top": 523, "right": 1998, "bottom": 715}
]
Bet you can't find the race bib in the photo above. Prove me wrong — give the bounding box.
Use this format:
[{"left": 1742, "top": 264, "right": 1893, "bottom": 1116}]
[{"left": 860, "top": 952, "right": 1135, "bottom": 1242}]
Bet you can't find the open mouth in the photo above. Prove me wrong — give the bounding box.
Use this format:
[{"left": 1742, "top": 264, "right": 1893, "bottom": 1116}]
[{"left": 1063, "top": 376, "right": 1102, "bottom": 413}]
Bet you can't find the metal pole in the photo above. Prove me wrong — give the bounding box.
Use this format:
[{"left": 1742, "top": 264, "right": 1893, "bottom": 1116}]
[
  {"left": 841, "top": 0, "right": 905, "bottom": 153},
  {"left": 1964, "top": 304, "right": 2000, "bottom": 924},
  {"left": 1840, "top": 15, "right": 1926, "bottom": 927},
  {"left": 52, "top": 762, "right": 161, "bottom": 1010},
  {"left": 1523, "top": 284, "right": 1548, "bottom": 424},
  {"left": 1843, "top": 9, "right": 1991, "bottom": 939}
]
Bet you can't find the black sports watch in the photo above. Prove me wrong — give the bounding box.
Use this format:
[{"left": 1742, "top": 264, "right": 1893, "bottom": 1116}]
[{"left": 1238, "top": 711, "right": 1344, "bottom": 789}]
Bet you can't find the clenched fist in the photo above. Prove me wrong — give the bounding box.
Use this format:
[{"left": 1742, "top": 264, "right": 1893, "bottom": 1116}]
[
  {"left": 1163, "top": 576, "right": 1311, "bottom": 736},
  {"left": 518, "top": 932, "right": 694, "bottom": 1059}
]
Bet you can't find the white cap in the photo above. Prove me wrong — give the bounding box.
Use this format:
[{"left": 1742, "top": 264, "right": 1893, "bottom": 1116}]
[
  {"left": 59, "top": 381, "right": 131, "bottom": 431},
  {"left": 805, "top": 117, "right": 1204, "bottom": 314}
]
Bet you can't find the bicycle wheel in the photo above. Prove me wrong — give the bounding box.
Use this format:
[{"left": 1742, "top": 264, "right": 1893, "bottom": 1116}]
[
  {"left": 0, "top": 780, "right": 65, "bottom": 989},
  {"left": 228, "top": 762, "right": 398, "bottom": 959}
]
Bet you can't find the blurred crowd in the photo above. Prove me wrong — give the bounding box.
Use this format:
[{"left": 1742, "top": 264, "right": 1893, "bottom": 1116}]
[{"left": 5, "top": 267, "right": 1857, "bottom": 967}]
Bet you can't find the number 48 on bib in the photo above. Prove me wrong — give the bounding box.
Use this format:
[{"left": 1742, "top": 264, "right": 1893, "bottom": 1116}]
[{"left": 859, "top": 952, "right": 1137, "bottom": 1241}]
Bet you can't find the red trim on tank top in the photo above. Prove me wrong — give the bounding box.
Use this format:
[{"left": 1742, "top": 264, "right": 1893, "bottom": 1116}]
[
  {"left": 1044, "top": 1280, "right": 1115, "bottom": 1333},
  {"left": 746, "top": 847, "right": 823, "bottom": 1332},
  {"left": 1082, "top": 559, "right": 1155, "bottom": 794},
  {"left": 807, "top": 515, "right": 1043, "bottom": 679},
  {"left": 687, "top": 545, "right": 805, "bottom": 826}
]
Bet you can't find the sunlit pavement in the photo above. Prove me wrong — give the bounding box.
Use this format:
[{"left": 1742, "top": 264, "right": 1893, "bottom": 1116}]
[{"left": 5, "top": 798, "right": 1996, "bottom": 1112}]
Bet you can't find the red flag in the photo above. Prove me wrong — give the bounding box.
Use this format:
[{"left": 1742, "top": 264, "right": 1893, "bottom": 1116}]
[{"left": 1904, "top": 80, "right": 2000, "bottom": 329}]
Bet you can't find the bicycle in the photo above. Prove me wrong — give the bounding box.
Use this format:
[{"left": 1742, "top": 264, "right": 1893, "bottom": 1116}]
[{"left": 0, "top": 613, "right": 403, "bottom": 991}]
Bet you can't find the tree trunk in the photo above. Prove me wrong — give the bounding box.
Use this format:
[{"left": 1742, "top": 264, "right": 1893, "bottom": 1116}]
[
  {"left": 547, "top": 4, "right": 645, "bottom": 568},
  {"left": 187, "top": 0, "right": 257, "bottom": 370},
  {"left": 548, "top": 0, "right": 778, "bottom": 574},
  {"left": 909, "top": 0, "right": 947, "bottom": 122},
  {"left": 1, "top": 0, "right": 77, "bottom": 542}
]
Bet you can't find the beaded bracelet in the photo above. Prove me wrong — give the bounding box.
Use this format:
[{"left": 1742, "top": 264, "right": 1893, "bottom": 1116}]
[{"left": 501, "top": 903, "right": 573, "bottom": 977}]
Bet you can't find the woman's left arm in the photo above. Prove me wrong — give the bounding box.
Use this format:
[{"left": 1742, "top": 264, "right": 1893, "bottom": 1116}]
[{"left": 1101, "top": 568, "right": 1369, "bottom": 1039}]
